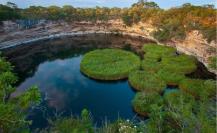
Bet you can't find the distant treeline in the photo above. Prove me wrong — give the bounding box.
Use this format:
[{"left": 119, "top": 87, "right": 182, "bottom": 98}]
[{"left": 0, "top": 1, "right": 216, "bottom": 42}]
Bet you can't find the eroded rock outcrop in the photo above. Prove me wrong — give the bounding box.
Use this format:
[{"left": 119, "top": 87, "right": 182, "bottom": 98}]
[{"left": 0, "top": 20, "right": 216, "bottom": 73}]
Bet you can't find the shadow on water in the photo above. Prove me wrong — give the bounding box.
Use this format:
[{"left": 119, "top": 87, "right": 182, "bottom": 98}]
[{"left": 186, "top": 62, "right": 216, "bottom": 80}]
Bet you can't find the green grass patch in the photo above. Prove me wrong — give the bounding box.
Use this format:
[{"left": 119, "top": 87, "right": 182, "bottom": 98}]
[
  {"left": 157, "top": 69, "right": 186, "bottom": 86},
  {"left": 141, "top": 59, "right": 161, "bottom": 73},
  {"left": 128, "top": 70, "right": 166, "bottom": 93},
  {"left": 142, "top": 44, "right": 197, "bottom": 75},
  {"left": 161, "top": 54, "right": 197, "bottom": 74},
  {"left": 143, "top": 44, "right": 176, "bottom": 61},
  {"left": 132, "top": 92, "right": 163, "bottom": 116},
  {"left": 179, "top": 79, "right": 216, "bottom": 98},
  {"left": 80, "top": 49, "right": 141, "bottom": 80}
]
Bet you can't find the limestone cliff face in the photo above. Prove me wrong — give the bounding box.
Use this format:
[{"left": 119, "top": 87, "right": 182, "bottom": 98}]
[
  {"left": 0, "top": 20, "right": 216, "bottom": 73},
  {"left": 171, "top": 31, "right": 216, "bottom": 71}
]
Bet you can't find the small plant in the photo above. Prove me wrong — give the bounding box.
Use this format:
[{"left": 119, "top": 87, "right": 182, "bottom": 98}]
[{"left": 118, "top": 120, "right": 138, "bottom": 133}]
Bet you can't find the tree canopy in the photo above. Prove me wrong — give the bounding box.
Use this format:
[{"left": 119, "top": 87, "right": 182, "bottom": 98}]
[
  {"left": 0, "top": 56, "right": 41, "bottom": 132},
  {"left": 0, "top": 2, "right": 215, "bottom": 42}
]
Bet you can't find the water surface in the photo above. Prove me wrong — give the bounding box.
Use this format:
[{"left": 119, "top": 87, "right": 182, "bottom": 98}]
[
  {"left": 2, "top": 34, "right": 215, "bottom": 130},
  {"left": 3, "top": 34, "right": 152, "bottom": 130}
]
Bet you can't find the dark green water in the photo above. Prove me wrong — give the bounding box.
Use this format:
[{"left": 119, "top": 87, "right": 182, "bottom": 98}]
[{"left": 2, "top": 34, "right": 215, "bottom": 130}]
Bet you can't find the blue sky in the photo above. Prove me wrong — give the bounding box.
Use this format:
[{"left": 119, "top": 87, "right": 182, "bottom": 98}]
[{"left": 0, "top": 0, "right": 216, "bottom": 9}]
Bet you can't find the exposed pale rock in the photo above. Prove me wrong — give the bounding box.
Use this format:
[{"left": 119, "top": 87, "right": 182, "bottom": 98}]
[{"left": 0, "top": 20, "right": 216, "bottom": 73}]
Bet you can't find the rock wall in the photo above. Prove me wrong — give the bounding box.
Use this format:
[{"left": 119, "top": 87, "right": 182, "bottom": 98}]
[{"left": 0, "top": 20, "right": 216, "bottom": 73}]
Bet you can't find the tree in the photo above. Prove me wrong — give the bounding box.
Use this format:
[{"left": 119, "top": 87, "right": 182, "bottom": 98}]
[
  {"left": 144, "top": 2, "right": 159, "bottom": 8},
  {"left": 6, "top": 2, "right": 17, "bottom": 9},
  {"left": 0, "top": 56, "right": 41, "bottom": 132},
  {"left": 0, "top": 4, "right": 20, "bottom": 21}
]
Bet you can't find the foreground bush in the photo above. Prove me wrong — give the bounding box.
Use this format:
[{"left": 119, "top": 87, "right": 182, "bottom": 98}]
[
  {"left": 161, "top": 90, "right": 216, "bottom": 133},
  {"left": 80, "top": 49, "right": 140, "bottom": 80},
  {"left": 0, "top": 56, "right": 41, "bottom": 133},
  {"left": 46, "top": 109, "right": 94, "bottom": 133},
  {"left": 129, "top": 70, "right": 166, "bottom": 93}
]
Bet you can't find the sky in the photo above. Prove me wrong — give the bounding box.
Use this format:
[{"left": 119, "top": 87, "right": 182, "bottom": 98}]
[{"left": 0, "top": 0, "right": 216, "bottom": 9}]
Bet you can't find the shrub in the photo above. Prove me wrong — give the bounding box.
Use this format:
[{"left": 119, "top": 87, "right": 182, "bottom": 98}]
[
  {"left": 153, "top": 19, "right": 186, "bottom": 41},
  {"left": 200, "top": 26, "right": 216, "bottom": 43},
  {"left": 163, "top": 90, "right": 194, "bottom": 108},
  {"left": 128, "top": 70, "right": 166, "bottom": 93},
  {"left": 162, "top": 90, "right": 216, "bottom": 133},
  {"left": 132, "top": 92, "right": 163, "bottom": 116},
  {"left": 0, "top": 56, "right": 41, "bottom": 133},
  {"left": 179, "top": 79, "right": 216, "bottom": 98},
  {"left": 208, "top": 56, "right": 216, "bottom": 70},
  {"left": 48, "top": 109, "right": 94, "bottom": 133},
  {"left": 80, "top": 49, "right": 141, "bottom": 80}
]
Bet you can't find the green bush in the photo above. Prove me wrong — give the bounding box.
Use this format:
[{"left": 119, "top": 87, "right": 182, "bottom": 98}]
[
  {"left": 132, "top": 92, "right": 163, "bottom": 116},
  {"left": 200, "top": 26, "right": 216, "bottom": 43},
  {"left": 47, "top": 109, "right": 93, "bottom": 133},
  {"left": 163, "top": 90, "right": 194, "bottom": 108},
  {"left": 162, "top": 89, "right": 216, "bottom": 133},
  {"left": 208, "top": 56, "right": 217, "bottom": 70},
  {"left": 153, "top": 18, "right": 186, "bottom": 41},
  {"left": 179, "top": 79, "right": 216, "bottom": 98},
  {"left": 0, "top": 56, "right": 41, "bottom": 133},
  {"left": 129, "top": 70, "right": 166, "bottom": 93},
  {"left": 80, "top": 49, "right": 141, "bottom": 80}
]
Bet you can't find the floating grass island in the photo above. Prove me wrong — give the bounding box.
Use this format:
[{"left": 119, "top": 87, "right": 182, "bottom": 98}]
[
  {"left": 141, "top": 59, "right": 161, "bottom": 72},
  {"left": 128, "top": 70, "right": 166, "bottom": 93},
  {"left": 132, "top": 92, "right": 163, "bottom": 116},
  {"left": 79, "top": 44, "right": 216, "bottom": 121},
  {"left": 80, "top": 49, "right": 141, "bottom": 80},
  {"left": 157, "top": 69, "right": 186, "bottom": 86},
  {"left": 143, "top": 44, "right": 176, "bottom": 61},
  {"left": 161, "top": 54, "right": 197, "bottom": 74}
]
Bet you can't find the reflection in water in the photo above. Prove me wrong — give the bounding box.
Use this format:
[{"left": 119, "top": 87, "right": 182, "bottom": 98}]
[
  {"left": 3, "top": 34, "right": 153, "bottom": 130},
  {"left": 2, "top": 34, "right": 215, "bottom": 130}
]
